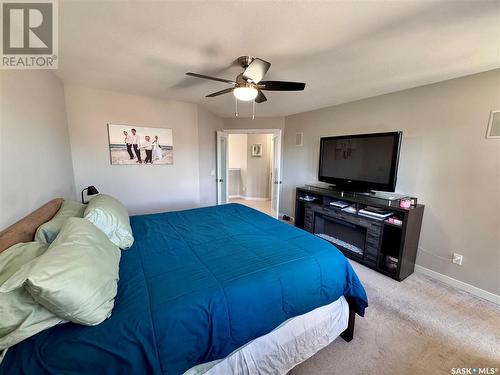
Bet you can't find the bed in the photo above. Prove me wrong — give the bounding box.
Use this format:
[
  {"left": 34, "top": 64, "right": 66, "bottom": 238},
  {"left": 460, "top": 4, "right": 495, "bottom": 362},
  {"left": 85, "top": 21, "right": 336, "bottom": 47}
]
[{"left": 0, "top": 202, "right": 368, "bottom": 374}]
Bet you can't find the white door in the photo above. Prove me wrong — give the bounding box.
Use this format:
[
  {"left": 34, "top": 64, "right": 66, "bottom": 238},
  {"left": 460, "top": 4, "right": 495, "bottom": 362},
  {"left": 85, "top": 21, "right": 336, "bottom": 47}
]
[
  {"left": 216, "top": 131, "right": 229, "bottom": 204},
  {"left": 271, "top": 133, "right": 281, "bottom": 218}
]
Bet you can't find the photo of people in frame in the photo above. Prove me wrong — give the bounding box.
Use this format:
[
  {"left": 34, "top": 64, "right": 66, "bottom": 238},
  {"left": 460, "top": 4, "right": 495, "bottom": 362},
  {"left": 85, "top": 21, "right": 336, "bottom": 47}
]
[{"left": 108, "top": 124, "right": 173, "bottom": 165}]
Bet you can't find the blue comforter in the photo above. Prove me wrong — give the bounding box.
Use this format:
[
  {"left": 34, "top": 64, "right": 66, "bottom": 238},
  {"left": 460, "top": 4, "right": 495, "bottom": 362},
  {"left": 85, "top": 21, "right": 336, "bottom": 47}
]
[{"left": 1, "top": 204, "right": 368, "bottom": 374}]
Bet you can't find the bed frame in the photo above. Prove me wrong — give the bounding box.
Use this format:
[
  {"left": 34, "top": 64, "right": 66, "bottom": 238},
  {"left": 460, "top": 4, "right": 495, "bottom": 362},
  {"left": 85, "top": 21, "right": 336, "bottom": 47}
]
[
  {"left": 341, "top": 298, "right": 356, "bottom": 342},
  {"left": 0, "top": 198, "right": 63, "bottom": 253},
  {"left": 0, "top": 198, "right": 358, "bottom": 344}
]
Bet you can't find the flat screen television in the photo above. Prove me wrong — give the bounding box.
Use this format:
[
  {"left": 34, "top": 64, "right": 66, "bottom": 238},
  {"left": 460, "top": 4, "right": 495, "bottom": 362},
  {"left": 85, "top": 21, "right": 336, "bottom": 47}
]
[{"left": 318, "top": 131, "right": 402, "bottom": 192}]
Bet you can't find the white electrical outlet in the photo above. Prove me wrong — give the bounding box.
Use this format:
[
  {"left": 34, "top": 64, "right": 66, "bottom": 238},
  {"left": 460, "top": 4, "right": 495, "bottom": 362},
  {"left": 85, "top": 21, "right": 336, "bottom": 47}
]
[{"left": 452, "top": 253, "right": 463, "bottom": 265}]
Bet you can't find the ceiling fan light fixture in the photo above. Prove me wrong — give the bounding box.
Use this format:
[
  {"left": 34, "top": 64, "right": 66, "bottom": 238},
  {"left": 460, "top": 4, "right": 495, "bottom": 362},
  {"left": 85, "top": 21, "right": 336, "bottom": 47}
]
[
  {"left": 186, "top": 56, "right": 305, "bottom": 106},
  {"left": 233, "top": 86, "right": 258, "bottom": 101}
]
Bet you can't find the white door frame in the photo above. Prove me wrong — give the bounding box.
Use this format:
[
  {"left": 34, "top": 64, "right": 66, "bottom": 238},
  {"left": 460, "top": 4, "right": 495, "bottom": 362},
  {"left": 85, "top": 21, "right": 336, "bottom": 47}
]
[
  {"left": 271, "top": 133, "right": 282, "bottom": 217},
  {"left": 216, "top": 128, "right": 283, "bottom": 219}
]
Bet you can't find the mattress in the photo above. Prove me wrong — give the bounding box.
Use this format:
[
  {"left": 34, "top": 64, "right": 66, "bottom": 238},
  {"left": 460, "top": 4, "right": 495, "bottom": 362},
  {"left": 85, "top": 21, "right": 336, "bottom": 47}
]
[
  {"left": 186, "top": 296, "right": 349, "bottom": 374},
  {"left": 0, "top": 203, "right": 368, "bottom": 374}
]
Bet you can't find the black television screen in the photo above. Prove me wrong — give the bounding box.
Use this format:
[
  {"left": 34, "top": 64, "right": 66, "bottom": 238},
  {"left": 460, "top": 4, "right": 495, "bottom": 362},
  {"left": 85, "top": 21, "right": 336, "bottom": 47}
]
[{"left": 318, "top": 131, "right": 402, "bottom": 192}]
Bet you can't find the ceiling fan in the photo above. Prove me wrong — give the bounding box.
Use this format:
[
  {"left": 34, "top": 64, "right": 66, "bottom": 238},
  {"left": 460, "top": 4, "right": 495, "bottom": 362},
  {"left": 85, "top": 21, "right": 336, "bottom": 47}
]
[{"left": 186, "top": 56, "right": 305, "bottom": 104}]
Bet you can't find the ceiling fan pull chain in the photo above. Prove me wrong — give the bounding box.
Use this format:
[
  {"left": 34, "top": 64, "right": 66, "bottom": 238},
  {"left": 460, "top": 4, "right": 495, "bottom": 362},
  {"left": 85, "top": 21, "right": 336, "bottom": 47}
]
[
  {"left": 252, "top": 100, "right": 255, "bottom": 120},
  {"left": 234, "top": 97, "right": 238, "bottom": 117}
]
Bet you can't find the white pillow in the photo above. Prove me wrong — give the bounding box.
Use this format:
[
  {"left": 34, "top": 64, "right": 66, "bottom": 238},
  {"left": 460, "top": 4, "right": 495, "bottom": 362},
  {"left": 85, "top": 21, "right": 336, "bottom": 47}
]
[
  {"left": 0, "top": 242, "right": 65, "bottom": 350},
  {"left": 34, "top": 200, "right": 86, "bottom": 243},
  {"left": 84, "top": 194, "right": 134, "bottom": 249},
  {"left": 1, "top": 218, "right": 121, "bottom": 326}
]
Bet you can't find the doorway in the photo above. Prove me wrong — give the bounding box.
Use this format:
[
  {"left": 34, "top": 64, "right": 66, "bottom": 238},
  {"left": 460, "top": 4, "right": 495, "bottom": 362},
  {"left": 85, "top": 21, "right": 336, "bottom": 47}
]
[{"left": 217, "top": 129, "right": 282, "bottom": 218}]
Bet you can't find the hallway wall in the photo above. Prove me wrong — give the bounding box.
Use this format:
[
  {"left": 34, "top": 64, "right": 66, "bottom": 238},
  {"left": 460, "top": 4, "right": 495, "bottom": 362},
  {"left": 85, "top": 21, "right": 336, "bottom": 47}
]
[{"left": 245, "top": 134, "right": 273, "bottom": 199}]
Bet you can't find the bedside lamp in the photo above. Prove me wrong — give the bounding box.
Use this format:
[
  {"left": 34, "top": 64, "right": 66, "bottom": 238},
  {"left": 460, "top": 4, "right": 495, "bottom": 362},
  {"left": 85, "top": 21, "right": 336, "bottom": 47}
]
[{"left": 81, "top": 186, "right": 99, "bottom": 204}]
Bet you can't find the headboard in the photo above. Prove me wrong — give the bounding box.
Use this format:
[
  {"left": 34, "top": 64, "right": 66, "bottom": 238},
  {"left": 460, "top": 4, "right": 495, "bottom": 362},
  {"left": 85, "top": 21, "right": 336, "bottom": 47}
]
[{"left": 0, "top": 198, "right": 63, "bottom": 253}]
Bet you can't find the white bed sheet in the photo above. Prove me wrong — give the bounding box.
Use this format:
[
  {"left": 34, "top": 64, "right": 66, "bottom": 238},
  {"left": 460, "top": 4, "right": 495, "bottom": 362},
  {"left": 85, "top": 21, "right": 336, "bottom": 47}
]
[{"left": 185, "top": 296, "right": 349, "bottom": 375}]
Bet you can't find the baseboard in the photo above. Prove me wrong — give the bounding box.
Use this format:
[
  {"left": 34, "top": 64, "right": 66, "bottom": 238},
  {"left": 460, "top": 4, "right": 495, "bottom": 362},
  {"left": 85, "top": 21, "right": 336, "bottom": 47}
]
[
  {"left": 414, "top": 265, "right": 500, "bottom": 305},
  {"left": 239, "top": 196, "right": 270, "bottom": 201},
  {"left": 228, "top": 195, "right": 241, "bottom": 199}
]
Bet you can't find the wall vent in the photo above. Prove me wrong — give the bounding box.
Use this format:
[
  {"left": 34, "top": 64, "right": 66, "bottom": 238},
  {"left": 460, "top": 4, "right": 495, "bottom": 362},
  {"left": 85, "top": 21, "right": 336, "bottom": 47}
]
[
  {"left": 295, "top": 132, "right": 303, "bottom": 146},
  {"left": 487, "top": 111, "right": 500, "bottom": 139}
]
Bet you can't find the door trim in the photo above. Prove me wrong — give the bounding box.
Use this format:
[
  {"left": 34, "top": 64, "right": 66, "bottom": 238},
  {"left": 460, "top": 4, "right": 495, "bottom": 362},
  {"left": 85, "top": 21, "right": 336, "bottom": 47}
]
[
  {"left": 216, "top": 131, "right": 229, "bottom": 205},
  {"left": 217, "top": 128, "right": 282, "bottom": 219}
]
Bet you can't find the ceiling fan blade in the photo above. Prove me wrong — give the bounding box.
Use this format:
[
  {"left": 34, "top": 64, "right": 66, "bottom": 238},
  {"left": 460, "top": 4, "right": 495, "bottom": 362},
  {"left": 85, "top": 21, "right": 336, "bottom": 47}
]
[
  {"left": 255, "top": 91, "right": 267, "bottom": 103},
  {"left": 260, "top": 81, "right": 305, "bottom": 91},
  {"left": 242, "top": 58, "right": 271, "bottom": 83},
  {"left": 206, "top": 88, "right": 234, "bottom": 98},
  {"left": 186, "top": 72, "right": 235, "bottom": 84}
]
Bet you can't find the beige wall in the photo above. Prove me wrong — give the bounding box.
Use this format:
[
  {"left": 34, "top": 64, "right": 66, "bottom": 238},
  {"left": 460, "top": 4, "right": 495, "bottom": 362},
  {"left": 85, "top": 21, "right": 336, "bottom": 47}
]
[
  {"left": 228, "top": 134, "right": 247, "bottom": 169},
  {"left": 228, "top": 134, "right": 247, "bottom": 197},
  {"left": 282, "top": 69, "right": 500, "bottom": 295},
  {"left": 246, "top": 133, "right": 273, "bottom": 199},
  {"left": 0, "top": 71, "right": 75, "bottom": 230},
  {"left": 223, "top": 117, "right": 284, "bottom": 131},
  {"left": 64, "top": 86, "right": 201, "bottom": 215}
]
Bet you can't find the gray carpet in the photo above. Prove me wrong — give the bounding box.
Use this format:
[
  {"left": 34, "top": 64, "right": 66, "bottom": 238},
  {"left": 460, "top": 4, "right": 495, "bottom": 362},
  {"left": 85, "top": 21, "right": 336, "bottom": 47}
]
[{"left": 290, "top": 261, "right": 500, "bottom": 375}]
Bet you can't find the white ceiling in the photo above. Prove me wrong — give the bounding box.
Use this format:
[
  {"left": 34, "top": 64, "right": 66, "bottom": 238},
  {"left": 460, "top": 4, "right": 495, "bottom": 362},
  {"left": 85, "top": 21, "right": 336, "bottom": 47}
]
[{"left": 56, "top": 0, "right": 500, "bottom": 118}]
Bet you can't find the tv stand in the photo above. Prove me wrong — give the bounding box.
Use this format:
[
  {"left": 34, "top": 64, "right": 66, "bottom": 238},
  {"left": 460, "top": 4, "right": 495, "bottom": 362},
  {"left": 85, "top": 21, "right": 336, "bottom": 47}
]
[
  {"left": 295, "top": 186, "right": 424, "bottom": 281},
  {"left": 356, "top": 190, "right": 377, "bottom": 196}
]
